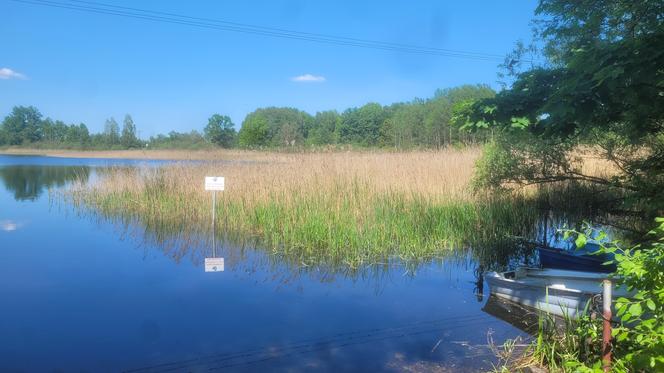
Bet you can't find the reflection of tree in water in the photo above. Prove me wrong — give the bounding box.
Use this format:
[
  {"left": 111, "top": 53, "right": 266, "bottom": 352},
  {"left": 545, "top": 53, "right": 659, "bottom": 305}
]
[{"left": 0, "top": 165, "right": 90, "bottom": 201}]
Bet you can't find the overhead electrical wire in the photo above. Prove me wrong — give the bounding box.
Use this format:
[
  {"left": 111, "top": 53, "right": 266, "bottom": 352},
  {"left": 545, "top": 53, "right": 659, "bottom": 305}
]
[
  {"left": 9, "top": 0, "right": 511, "bottom": 62},
  {"left": 123, "top": 313, "right": 496, "bottom": 372}
]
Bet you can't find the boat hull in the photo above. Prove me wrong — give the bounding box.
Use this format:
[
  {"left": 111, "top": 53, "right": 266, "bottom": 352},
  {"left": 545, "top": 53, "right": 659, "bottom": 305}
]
[{"left": 486, "top": 272, "right": 595, "bottom": 318}]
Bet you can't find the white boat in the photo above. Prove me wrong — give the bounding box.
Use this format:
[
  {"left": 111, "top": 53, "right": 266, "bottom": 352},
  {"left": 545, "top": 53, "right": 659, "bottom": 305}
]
[{"left": 485, "top": 267, "right": 629, "bottom": 318}]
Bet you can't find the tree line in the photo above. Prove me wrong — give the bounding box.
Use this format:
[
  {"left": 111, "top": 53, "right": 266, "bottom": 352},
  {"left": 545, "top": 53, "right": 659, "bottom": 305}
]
[
  {"left": 0, "top": 84, "right": 495, "bottom": 150},
  {"left": 237, "top": 84, "right": 494, "bottom": 148}
]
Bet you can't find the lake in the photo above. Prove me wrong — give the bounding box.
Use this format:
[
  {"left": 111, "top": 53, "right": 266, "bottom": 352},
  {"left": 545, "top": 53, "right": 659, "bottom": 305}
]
[{"left": 0, "top": 155, "right": 530, "bottom": 372}]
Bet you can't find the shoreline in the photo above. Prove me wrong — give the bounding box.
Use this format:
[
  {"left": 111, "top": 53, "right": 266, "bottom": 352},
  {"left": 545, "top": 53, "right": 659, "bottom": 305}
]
[
  {"left": 0, "top": 148, "right": 274, "bottom": 161},
  {"left": 0, "top": 147, "right": 482, "bottom": 161}
]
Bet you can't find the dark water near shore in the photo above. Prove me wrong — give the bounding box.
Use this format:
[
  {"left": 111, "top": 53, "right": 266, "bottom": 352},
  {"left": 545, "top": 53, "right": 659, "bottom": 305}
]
[{"left": 0, "top": 155, "right": 530, "bottom": 372}]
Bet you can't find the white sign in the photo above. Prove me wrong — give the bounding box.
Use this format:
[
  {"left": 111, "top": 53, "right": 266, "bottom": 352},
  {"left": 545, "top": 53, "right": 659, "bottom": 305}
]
[
  {"left": 205, "top": 176, "right": 225, "bottom": 191},
  {"left": 205, "top": 257, "right": 225, "bottom": 272}
]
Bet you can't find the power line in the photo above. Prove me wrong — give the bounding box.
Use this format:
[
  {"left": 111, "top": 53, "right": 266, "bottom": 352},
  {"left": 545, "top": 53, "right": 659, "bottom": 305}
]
[
  {"left": 66, "top": 0, "right": 506, "bottom": 59},
  {"left": 123, "top": 313, "right": 494, "bottom": 372},
  {"left": 9, "top": 0, "right": 510, "bottom": 62}
]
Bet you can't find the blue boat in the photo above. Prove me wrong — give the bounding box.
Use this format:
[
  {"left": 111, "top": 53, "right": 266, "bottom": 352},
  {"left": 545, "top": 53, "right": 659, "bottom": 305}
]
[{"left": 538, "top": 242, "right": 615, "bottom": 273}]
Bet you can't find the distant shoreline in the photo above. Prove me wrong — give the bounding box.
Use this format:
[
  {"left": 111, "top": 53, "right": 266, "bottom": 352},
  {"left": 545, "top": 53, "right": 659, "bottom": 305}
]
[
  {"left": 0, "top": 147, "right": 470, "bottom": 161},
  {"left": 0, "top": 148, "right": 269, "bottom": 161}
]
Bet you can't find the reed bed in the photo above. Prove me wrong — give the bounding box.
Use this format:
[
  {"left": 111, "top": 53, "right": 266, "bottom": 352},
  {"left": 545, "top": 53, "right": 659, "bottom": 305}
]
[{"left": 68, "top": 149, "right": 544, "bottom": 267}]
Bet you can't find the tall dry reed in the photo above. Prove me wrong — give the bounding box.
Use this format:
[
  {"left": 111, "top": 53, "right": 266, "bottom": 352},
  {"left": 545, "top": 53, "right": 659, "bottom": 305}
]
[{"left": 68, "top": 149, "right": 543, "bottom": 267}]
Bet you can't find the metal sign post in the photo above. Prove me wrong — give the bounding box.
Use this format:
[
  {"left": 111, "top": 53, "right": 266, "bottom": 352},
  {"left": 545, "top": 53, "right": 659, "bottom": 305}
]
[
  {"left": 204, "top": 176, "right": 225, "bottom": 272},
  {"left": 602, "top": 279, "right": 612, "bottom": 372},
  {"left": 212, "top": 190, "right": 216, "bottom": 258}
]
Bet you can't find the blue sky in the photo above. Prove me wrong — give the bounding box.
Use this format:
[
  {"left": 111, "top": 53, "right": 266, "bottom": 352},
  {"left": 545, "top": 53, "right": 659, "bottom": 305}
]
[{"left": 2, "top": 0, "right": 538, "bottom": 136}]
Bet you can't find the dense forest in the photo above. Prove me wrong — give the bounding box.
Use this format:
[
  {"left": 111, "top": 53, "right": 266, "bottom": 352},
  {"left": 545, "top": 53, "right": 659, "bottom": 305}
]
[{"left": 0, "top": 84, "right": 494, "bottom": 150}]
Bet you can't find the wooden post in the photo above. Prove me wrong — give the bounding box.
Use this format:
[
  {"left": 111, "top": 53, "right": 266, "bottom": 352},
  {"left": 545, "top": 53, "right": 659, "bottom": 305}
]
[{"left": 602, "top": 279, "right": 612, "bottom": 372}]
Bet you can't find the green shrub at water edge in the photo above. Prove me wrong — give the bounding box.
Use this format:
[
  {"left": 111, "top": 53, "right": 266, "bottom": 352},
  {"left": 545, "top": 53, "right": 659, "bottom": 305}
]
[{"left": 499, "top": 219, "right": 664, "bottom": 372}]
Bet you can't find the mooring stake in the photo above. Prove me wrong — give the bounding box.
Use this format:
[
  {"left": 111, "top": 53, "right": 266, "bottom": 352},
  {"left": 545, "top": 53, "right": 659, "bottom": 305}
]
[{"left": 602, "top": 279, "right": 612, "bottom": 372}]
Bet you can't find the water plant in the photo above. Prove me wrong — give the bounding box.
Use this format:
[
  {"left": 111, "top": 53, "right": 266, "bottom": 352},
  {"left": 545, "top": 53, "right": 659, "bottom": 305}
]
[{"left": 65, "top": 150, "right": 538, "bottom": 266}]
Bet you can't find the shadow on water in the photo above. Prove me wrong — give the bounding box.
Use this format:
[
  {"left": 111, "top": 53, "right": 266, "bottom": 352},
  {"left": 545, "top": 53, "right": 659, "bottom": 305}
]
[
  {"left": 481, "top": 295, "right": 540, "bottom": 335},
  {"left": 0, "top": 165, "right": 91, "bottom": 201}
]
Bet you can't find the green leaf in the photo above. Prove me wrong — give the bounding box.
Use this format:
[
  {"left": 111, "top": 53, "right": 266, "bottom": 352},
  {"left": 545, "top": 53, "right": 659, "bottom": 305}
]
[
  {"left": 575, "top": 234, "right": 587, "bottom": 249},
  {"left": 628, "top": 303, "right": 643, "bottom": 317},
  {"left": 509, "top": 116, "right": 530, "bottom": 129},
  {"left": 646, "top": 299, "right": 656, "bottom": 311},
  {"left": 616, "top": 331, "right": 628, "bottom": 342}
]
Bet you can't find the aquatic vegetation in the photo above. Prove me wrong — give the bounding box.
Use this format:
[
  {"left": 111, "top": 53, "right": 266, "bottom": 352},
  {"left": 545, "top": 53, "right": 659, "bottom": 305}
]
[
  {"left": 65, "top": 150, "right": 528, "bottom": 266},
  {"left": 65, "top": 149, "right": 623, "bottom": 269}
]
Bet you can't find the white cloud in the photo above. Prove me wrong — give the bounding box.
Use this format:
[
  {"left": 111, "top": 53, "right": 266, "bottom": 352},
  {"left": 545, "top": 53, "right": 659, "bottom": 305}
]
[
  {"left": 291, "top": 74, "right": 326, "bottom": 83},
  {"left": 0, "top": 67, "right": 27, "bottom": 80},
  {"left": 0, "top": 220, "right": 23, "bottom": 232}
]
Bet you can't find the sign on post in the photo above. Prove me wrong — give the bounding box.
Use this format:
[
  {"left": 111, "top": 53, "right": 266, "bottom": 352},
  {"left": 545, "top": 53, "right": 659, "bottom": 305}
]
[
  {"left": 205, "top": 176, "right": 225, "bottom": 191},
  {"left": 204, "top": 257, "right": 225, "bottom": 272}
]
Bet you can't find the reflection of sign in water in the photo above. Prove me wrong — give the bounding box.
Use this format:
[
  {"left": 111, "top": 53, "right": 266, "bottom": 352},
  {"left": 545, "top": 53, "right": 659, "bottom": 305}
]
[
  {"left": 205, "top": 257, "right": 224, "bottom": 272},
  {"left": 205, "top": 177, "right": 225, "bottom": 191}
]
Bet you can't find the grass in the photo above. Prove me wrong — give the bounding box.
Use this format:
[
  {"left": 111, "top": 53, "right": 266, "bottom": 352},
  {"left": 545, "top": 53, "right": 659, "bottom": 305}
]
[
  {"left": 491, "top": 307, "right": 634, "bottom": 373},
  {"left": 65, "top": 149, "right": 533, "bottom": 266},
  {"left": 64, "top": 148, "right": 617, "bottom": 268}
]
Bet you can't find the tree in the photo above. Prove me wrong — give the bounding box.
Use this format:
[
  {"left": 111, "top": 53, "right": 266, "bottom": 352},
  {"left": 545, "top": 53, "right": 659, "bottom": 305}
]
[
  {"left": 52, "top": 120, "right": 68, "bottom": 143},
  {"left": 204, "top": 114, "right": 236, "bottom": 148},
  {"left": 0, "top": 106, "right": 43, "bottom": 145},
  {"left": 104, "top": 117, "right": 120, "bottom": 146},
  {"left": 78, "top": 123, "right": 90, "bottom": 145},
  {"left": 238, "top": 113, "right": 269, "bottom": 147},
  {"left": 308, "top": 111, "right": 340, "bottom": 146},
  {"left": 120, "top": 114, "right": 139, "bottom": 148},
  {"left": 458, "top": 0, "right": 664, "bottom": 218},
  {"left": 238, "top": 107, "right": 313, "bottom": 147},
  {"left": 421, "top": 85, "right": 496, "bottom": 148},
  {"left": 337, "top": 103, "right": 386, "bottom": 146}
]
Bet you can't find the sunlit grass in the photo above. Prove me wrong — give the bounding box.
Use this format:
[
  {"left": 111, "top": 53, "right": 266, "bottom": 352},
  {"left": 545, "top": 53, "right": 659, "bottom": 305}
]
[{"left": 65, "top": 149, "right": 577, "bottom": 267}]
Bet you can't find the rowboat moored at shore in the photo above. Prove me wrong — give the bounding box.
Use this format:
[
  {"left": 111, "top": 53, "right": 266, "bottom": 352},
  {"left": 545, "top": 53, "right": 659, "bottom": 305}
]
[{"left": 485, "top": 267, "right": 630, "bottom": 318}]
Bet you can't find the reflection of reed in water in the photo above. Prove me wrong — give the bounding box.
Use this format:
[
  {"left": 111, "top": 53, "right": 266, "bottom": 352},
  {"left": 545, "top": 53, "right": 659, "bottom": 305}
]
[
  {"left": 70, "top": 190, "right": 549, "bottom": 283},
  {"left": 75, "top": 204, "right": 497, "bottom": 287},
  {"left": 0, "top": 165, "right": 90, "bottom": 201}
]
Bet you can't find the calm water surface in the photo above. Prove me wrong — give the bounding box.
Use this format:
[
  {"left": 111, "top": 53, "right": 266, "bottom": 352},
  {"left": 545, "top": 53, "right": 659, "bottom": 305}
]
[{"left": 0, "top": 155, "right": 528, "bottom": 372}]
